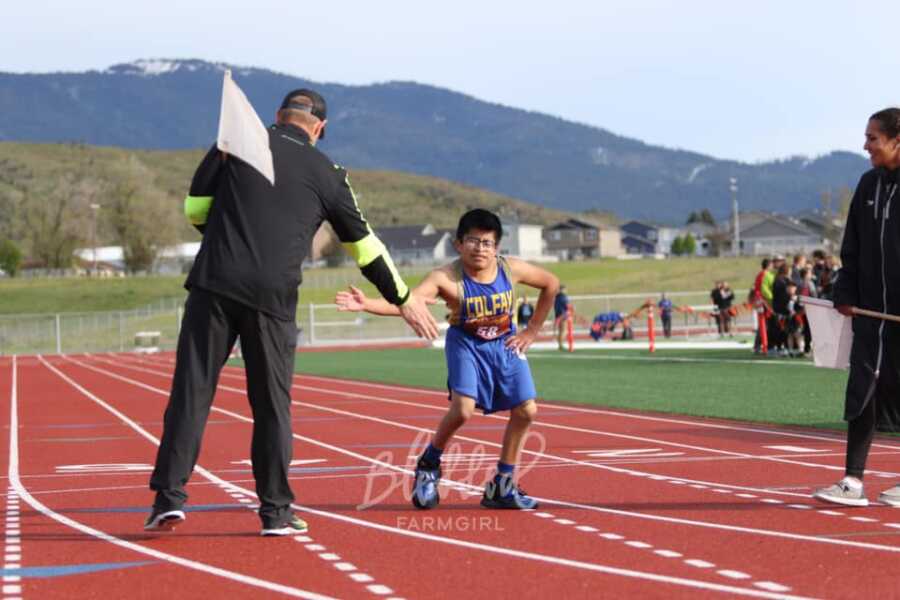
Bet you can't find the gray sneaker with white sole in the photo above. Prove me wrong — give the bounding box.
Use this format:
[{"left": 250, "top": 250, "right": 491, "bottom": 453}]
[{"left": 812, "top": 478, "right": 868, "bottom": 507}]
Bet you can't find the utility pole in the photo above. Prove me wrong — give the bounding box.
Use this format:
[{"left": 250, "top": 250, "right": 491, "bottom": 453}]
[
  {"left": 90, "top": 203, "right": 101, "bottom": 274},
  {"left": 730, "top": 178, "right": 740, "bottom": 256}
]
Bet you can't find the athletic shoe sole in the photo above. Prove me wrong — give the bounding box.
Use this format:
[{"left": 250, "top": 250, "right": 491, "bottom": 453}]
[
  {"left": 480, "top": 497, "right": 539, "bottom": 510},
  {"left": 261, "top": 519, "right": 309, "bottom": 537},
  {"left": 812, "top": 491, "right": 869, "bottom": 507},
  {"left": 144, "top": 509, "right": 186, "bottom": 531}
]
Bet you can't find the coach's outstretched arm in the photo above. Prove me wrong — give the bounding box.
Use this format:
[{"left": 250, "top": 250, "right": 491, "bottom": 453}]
[{"left": 324, "top": 170, "right": 439, "bottom": 339}]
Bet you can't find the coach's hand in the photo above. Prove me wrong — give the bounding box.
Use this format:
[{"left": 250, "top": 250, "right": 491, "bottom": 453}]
[
  {"left": 505, "top": 326, "right": 539, "bottom": 354},
  {"left": 400, "top": 293, "right": 440, "bottom": 340}
]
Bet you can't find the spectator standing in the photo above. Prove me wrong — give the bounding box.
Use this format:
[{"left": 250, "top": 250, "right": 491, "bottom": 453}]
[{"left": 658, "top": 293, "right": 674, "bottom": 338}]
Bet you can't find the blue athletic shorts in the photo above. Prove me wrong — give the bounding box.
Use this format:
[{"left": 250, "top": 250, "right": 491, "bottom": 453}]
[{"left": 445, "top": 326, "right": 537, "bottom": 414}]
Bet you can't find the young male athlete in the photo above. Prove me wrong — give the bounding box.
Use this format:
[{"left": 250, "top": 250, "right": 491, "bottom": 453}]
[{"left": 336, "top": 209, "right": 559, "bottom": 509}]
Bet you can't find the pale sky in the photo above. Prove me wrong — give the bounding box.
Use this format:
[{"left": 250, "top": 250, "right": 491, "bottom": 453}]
[{"left": 4, "top": 0, "right": 898, "bottom": 162}]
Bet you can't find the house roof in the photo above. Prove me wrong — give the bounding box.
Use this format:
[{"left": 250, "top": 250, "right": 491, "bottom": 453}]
[
  {"left": 374, "top": 224, "right": 450, "bottom": 252},
  {"left": 547, "top": 218, "right": 598, "bottom": 231},
  {"left": 739, "top": 215, "right": 819, "bottom": 239}
]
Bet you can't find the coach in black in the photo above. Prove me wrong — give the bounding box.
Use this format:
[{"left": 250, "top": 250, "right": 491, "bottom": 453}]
[{"left": 146, "top": 88, "right": 439, "bottom": 536}]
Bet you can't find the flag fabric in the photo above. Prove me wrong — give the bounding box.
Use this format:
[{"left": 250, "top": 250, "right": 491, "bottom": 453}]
[
  {"left": 216, "top": 70, "right": 275, "bottom": 185},
  {"left": 804, "top": 296, "right": 852, "bottom": 369}
]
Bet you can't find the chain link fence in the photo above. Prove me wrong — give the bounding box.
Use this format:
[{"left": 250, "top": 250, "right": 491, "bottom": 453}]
[{"left": 0, "top": 290, "right": 753, "bottom": 355}]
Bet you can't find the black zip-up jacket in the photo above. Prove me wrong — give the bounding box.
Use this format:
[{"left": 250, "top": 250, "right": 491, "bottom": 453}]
[
  {"left": 834, "top": 167, "right": 900, "bottom": 314},
  {"left": 184, "top": 124, "right": 409, "bottom": 321},
  {"left": 834, "top": 166, "right": 900, "bottom": 424}
]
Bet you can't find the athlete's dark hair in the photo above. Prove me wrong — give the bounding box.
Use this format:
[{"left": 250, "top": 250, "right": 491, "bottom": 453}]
[
  {"left": 761, "top": 258, "right": 770, "bottom": 269},
  {"left": 870, "top": 108, "right": 900, "bottom": 138},
  {"left": 456, "top": 209, "right": 503, "bottom": 242}
]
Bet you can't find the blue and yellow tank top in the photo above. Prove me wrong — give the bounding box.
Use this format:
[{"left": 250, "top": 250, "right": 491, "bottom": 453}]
[{"left": 449, "top": 257, "right": 516, "bottom": 340}]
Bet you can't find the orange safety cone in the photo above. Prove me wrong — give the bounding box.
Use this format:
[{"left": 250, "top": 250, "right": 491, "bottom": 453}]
[{"left": 647, "top": 305, "right": 656, "bottom": 353}]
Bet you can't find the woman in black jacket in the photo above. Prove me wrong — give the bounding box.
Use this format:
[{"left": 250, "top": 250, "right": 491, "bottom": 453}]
[{"left": 813, "top": 108, "right": 900, "bottom": 508}]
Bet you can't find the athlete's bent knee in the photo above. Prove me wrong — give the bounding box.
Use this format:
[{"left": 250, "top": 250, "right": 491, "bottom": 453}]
[{"left": 513, "top": 400, "right": 537, "bottom": 424}]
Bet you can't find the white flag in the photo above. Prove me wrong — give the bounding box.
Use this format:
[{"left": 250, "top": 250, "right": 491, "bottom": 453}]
[
  {"left": 803, "top": 296, "right": 853, "bottom": 369},
  {"left": 216, "top": 70, "right": 275, "bottom": 185}
]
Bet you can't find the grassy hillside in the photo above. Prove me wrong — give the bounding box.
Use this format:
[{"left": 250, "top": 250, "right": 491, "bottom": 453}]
[
  {"left": 0, "top": 142, "right": 595, "bottom": 250},
  {"left": 0, "top": 256, "right": 761, "bottom": 315}
]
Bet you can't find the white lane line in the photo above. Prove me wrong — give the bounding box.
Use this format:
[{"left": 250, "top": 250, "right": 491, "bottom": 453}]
[
  {"left": 287, "top": 371, "right": 900, "bottom": 452},
  {"left": 755, "top": 582, "right": 792, "bottom": 592},
  {"left": 576, "top": 526, "right": 599, "bottom": 532},
  {"left": 654, "top": 550, "right": 682, "bottom": 558},
  {"left": 554, "top": 519, "right": 575, "bottom": 525},
  {"left": 625, "top": 541, "right": 653, "bottom": 549},
  {"left": 850, "top": 517, "right": 879, "bottom": 523},
  {"left": 178, "top": 356, "right": 899, "bottom": 481},
  {"left": 684, "top": 559, "right": 715, "bottom": 569},
  {"left": 349, "top": 574, "right": 374, "bottom": 583},
  {"left": 718, "top": 570, "right": 752, "bottom": 580},
  {"left": 65, "top": 356, "right": 821, "bottom": 600},
  {"left": 90, "top": 354, "right": 900, "bottom": 556},
  {"left": 764, "top": 446, "right": 825, "bottom": 454},
  {"left": 17, "top": 357, "right": 337, "bottom": 600}
]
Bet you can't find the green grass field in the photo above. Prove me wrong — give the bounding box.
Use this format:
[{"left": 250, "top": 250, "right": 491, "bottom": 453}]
[
  {"left": 0, "top": 255, "right": 762, "bottom": 316},
  {"left": 288, "top": 346, "right": 852, "bottom": 431}
]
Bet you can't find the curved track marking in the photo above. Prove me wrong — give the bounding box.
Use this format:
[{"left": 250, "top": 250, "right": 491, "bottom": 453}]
[
  {"left": 72, "top": 355, "right": 900, "bottom": 557},
  {"left": 51, "top": 355, "right": 823, "bottom": 600},
  {"left": 11, "top": 357, "right": 336, "bottom": 600}
]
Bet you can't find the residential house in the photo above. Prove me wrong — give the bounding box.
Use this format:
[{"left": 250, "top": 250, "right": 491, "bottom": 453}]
[
  {"left": 373, "top": 224, "right": 454, "bottom": 265},
  {"left": 726, "top": 213, "right": 825, "bottom": 256},
  {"left": 543, "top": 219, "right": 600, "bottom": 260},
  {"left": 620, "top": 221, "right": 683, "bottom": 256},
  {"left": 499, "top": 221, "right": 548, "bottom": 260}
]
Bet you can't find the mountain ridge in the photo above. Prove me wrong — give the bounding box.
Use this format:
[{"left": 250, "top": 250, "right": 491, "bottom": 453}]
[{"left": 0, "top": 59, "right": 868, "bottom": 222}]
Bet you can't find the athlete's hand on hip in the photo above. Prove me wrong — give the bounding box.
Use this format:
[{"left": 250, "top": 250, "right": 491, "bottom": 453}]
[
  {"left": 399, "top": 293, "right": 440, "bottom": 340},
  {"left": 505, "top": 326, "right": 538, "bottom": 354},
  {"left": 336, "top": 286, "right": 368, "bottom": 312}
]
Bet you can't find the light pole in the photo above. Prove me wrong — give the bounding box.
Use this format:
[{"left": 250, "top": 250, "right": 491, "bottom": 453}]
[
  {"left": 730, "top": 178, "right": 740, "bottom": 257},
  {"left": 90, "top": 203, "right": 101, "bottom": 275}
]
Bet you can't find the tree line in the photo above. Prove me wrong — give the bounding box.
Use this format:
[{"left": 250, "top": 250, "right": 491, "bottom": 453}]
[{"left": 0, "top": 148, "right": 187, "bottom": 276}]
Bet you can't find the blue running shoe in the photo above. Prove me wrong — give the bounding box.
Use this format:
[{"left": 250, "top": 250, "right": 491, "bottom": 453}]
[
  {"left": 411, "top": 457, "right": 441, "bottom": 509},
  {"left": 480, "top": 475, "right": 539, "bottom": 510}
]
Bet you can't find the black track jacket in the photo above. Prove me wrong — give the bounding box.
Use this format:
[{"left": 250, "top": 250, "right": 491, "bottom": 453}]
[
  {"left": 183, "top": 124, "right": 409, "bottom": 321},
  {"left": 834, "top": 166, "right": 900, "bottom": 427}
]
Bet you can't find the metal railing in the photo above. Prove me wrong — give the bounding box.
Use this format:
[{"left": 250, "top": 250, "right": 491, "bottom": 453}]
[{"left": 0, "top": 290, "right": 753, "bottom": 356}]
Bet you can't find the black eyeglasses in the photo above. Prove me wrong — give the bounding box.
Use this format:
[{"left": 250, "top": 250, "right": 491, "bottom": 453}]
[{"left": 463, "top": 236, "right": 497, "bottom": 250}]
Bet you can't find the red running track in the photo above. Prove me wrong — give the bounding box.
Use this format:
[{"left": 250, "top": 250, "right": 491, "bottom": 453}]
[{"left": 2, "top": 352, "right": 900, "bottom": 599}]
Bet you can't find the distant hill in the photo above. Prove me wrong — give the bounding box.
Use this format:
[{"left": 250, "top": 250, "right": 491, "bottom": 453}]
[
  {"left": 0, "top": 59, "right": 870, "bottom": 221},
  {"left": 0, "top": 141, "right": 579, "bottom": 249}
]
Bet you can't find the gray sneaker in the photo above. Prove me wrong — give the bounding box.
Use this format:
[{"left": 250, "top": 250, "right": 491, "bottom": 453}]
[
  {"left": 812, "top": 477, "right": 868, "bottom": 507},
  {"left": 878, "top": 484, "right": 900, "bottom": 507}
]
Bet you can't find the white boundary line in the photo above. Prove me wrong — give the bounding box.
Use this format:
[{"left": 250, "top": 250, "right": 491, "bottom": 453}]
[
  {"left": 8, "top": 356, "right": 335, "bottom": 600},
  {"left": 49, "top": 355, "right": 827, "bottom": 600},
  {"left": 78, "top": 354, "right": 900, "bottom": 557}
]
